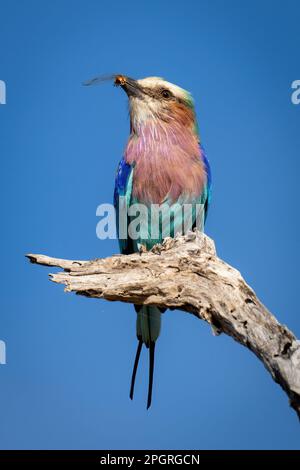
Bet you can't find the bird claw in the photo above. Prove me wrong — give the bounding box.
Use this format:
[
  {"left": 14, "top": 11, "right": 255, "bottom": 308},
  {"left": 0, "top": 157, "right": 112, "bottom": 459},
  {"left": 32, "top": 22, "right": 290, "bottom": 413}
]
[{"left": 138, "top": 243, "right": 147, "bottom": 255}]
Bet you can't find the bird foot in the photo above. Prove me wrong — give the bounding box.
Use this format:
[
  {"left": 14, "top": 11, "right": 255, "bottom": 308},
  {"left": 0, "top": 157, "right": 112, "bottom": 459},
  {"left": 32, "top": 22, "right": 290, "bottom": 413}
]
[{"left": 137, "top": 243, "right": 148, "bottom": 255}]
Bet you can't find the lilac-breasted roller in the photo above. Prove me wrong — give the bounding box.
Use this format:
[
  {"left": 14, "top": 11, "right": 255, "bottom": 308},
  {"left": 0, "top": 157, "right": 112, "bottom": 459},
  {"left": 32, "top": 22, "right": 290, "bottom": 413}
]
[{"left": 87, "top": 74, "right": 211, "bottom": 408}]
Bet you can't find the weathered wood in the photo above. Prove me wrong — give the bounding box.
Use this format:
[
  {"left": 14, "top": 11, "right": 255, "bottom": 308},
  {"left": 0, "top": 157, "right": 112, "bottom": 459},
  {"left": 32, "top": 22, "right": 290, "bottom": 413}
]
[{"left": 26, "top": 231, "right": 300, "bottom": 419}]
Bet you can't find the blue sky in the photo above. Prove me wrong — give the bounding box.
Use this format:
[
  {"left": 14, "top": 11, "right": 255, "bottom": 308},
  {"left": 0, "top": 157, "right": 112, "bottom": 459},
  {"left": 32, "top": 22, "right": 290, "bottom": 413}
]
[{"left": 0, "top": 0, "right": 299, "bottom": 449}]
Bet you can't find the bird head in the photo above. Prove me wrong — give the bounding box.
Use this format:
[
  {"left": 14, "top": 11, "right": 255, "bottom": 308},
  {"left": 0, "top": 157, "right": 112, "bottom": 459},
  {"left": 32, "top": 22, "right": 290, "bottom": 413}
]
[{"left": 114, "top": 75, "right": 196, "bottom": 132}]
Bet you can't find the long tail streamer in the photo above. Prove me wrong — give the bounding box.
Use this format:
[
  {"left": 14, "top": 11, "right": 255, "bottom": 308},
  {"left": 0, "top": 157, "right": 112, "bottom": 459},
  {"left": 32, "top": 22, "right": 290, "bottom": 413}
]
[
  {"left": 129, "top": 339, "right": 143, "bottom": 401},
  {"left": 147, "top": 342, "right": 155, "bottom": 409}
]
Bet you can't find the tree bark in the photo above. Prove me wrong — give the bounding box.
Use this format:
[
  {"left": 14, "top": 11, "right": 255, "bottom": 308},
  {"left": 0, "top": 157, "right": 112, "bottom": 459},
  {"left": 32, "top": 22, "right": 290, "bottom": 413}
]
[{"left": 26, "top": 231, "right": 300, "bottom": 419}]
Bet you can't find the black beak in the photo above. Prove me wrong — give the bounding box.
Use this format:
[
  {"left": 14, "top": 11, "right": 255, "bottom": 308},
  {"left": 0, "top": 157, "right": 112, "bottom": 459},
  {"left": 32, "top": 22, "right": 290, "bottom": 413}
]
[{"left": 114, "top": 75, "right": 143, "bottom": 98}]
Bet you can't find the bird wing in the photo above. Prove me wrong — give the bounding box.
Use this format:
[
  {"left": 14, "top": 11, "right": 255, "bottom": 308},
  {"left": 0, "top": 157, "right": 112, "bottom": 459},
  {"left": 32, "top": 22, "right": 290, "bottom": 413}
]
[
  {"left": 160, "top": 145, "right": 212, "bottom": 238},
  {"left": 114, "top": 157, "right": 134, "bottom": 254},
  {"left": 114, "top": 146, "right": 212, "bottom": 253},
  {"left": 200, "top": 144, "right": 212, "bottom": 223}
]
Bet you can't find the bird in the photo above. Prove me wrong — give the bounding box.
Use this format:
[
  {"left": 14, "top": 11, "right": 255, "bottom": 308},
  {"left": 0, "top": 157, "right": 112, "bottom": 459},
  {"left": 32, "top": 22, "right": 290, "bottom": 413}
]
[{"left": 85, "top": 74, "right": 212, "bottom": 408}]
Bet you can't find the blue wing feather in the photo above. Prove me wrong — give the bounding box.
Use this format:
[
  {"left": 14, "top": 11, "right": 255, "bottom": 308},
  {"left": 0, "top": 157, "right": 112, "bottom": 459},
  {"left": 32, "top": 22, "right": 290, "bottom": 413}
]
[
  {"left": 114, "top": 158, "right": 134, "bottom": 254},
  {"left": 200, "top": 144, "right": 212, "bottom": 221},
  {"left": 114, "top": 158, "right": 132, "bottom": 207}
]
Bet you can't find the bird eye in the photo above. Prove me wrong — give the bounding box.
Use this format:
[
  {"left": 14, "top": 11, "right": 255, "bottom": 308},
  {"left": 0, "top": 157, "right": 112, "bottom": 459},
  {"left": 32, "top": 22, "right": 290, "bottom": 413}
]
[{"left": 161, "top": 89, "right": 172, "bottom": 99}]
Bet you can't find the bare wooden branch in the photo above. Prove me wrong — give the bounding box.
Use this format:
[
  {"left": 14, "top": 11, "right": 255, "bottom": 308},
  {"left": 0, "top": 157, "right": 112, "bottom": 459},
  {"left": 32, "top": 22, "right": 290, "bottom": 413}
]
[{"left": 26, "top": 231, "right": 300, "bottom": 419}]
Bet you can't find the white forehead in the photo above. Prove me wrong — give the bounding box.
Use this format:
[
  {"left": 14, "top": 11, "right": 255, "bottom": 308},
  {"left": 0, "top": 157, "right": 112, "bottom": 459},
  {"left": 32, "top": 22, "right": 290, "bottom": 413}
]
[{"left": 137, "top": 76, "right": 190, "bottom": 101}]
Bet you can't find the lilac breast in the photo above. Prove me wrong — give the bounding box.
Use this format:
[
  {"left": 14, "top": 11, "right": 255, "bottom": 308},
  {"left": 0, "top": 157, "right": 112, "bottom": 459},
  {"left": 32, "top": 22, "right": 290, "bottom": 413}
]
[{"left": 124, "top": 120, "right": 206, "bottom": 204}]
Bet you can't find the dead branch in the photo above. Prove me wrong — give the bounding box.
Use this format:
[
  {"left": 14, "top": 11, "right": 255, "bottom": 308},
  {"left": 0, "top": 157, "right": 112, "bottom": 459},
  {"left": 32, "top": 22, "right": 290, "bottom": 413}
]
[{"left": 26, "top": 231, "right": 300, "bottom": 418}]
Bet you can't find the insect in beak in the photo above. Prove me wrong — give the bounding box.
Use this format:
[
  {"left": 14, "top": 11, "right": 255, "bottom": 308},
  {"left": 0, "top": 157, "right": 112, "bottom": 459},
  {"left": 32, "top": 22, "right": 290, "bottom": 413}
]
[{"left": 114, "top": 75, "right": 127, "bottom": 86}]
